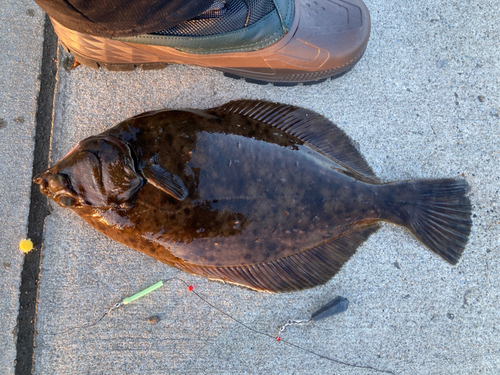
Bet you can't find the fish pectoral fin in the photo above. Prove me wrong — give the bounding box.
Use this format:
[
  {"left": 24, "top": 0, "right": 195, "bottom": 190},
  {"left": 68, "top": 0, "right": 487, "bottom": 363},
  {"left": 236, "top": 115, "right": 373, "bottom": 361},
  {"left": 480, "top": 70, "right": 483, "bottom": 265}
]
[
  {"left": 142, "top": 164, "right": 189, "bottom": 201},
  {"left": 180, "top": 224, "right": 380, "bottom": 293}
]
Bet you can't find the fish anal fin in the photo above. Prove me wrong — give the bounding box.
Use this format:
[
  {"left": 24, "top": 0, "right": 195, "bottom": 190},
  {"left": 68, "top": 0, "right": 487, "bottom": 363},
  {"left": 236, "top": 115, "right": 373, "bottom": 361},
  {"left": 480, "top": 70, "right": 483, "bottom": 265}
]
[
  {"left": 213, "top": 100, "right": 380, "bottom": 182},
  {"left": 142, "top": 164, "right": 188, "bottom": 201},
  {"left": 180, "top": 224, "right": 380, "bottom": 292}
]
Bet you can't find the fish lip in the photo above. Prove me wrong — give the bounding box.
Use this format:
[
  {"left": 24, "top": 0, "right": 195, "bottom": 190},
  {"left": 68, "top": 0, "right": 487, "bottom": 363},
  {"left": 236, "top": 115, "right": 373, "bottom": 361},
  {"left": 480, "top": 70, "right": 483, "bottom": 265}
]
[
  {"left": 33, "top": 170, "right": 49, "bottom": 184},
  {"left": 33, "top": 170, "right": 52, "bottom": 195}
]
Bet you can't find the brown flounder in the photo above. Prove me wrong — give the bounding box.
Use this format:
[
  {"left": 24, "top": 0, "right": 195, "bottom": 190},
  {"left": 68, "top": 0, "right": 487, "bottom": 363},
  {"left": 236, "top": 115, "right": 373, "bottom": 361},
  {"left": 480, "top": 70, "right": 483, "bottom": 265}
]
[{"left": 35, "top": 100, "right": 472, "bottom": 292}]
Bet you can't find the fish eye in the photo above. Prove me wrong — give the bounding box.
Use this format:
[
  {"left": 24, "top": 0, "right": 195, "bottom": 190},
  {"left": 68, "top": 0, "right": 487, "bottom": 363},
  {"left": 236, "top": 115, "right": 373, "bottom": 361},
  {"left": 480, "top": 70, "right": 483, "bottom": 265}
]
[
  {"left": 48, "top": 174, "right": 67, "bottom": 192},
  {"left": 58, "top": 196, "right": 77, "bottom": 207}
]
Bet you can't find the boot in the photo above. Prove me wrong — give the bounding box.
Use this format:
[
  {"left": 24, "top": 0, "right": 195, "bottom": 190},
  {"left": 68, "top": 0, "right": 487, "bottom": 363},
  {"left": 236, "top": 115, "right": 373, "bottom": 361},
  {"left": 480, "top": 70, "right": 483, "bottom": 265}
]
[{"left": 53, "top": 0, "right": 371, "bottom": 86}]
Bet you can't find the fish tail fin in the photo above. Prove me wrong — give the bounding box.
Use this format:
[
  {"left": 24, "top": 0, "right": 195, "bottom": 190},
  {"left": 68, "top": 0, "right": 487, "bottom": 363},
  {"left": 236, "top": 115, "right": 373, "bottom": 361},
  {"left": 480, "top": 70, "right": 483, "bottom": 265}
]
[{"left": 400, "top": 179, "right": 472, "bottom": 265}]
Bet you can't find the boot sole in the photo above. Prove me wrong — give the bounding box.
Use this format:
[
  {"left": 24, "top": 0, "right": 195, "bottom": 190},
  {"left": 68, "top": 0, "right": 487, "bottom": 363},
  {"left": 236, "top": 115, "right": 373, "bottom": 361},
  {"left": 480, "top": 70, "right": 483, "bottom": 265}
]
[{"left": 64, "top": 43, "right": 364, "bottom": 86}]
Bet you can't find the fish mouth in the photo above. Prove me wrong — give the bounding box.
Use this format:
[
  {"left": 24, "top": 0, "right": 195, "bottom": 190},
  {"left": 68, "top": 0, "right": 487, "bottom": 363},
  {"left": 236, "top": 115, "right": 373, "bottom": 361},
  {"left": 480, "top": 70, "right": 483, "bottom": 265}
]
[{"left": 34, "top": 170, "right": 82, "bottom": 208}]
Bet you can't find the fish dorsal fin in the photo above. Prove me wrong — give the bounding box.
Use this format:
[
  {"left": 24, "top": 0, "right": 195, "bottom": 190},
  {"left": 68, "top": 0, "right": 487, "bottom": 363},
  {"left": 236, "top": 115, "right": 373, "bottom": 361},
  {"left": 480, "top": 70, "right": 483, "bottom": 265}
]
[
  {"left": 142, "top": 164, "right": 189, "bottom": 201},
  {"left": 213, "top": 100, "right": 380, "bottom": 182},
  {"left": 179, "top": 224, "right": 380, "bottom": 292}
]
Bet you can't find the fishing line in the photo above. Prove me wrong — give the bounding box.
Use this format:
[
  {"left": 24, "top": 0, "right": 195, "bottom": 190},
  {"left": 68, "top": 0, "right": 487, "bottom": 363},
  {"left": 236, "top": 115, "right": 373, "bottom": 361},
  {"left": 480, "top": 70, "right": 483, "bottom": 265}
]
[{"left": 39, "top": 277, "right": 395, "bottom": 374}]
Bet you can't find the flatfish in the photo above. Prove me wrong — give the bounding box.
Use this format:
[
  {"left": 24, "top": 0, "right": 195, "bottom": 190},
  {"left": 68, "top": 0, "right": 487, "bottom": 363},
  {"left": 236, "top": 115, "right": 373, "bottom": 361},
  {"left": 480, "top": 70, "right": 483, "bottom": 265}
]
[{"left": 35, "top": 100, "right": 472, "bottom": 292}]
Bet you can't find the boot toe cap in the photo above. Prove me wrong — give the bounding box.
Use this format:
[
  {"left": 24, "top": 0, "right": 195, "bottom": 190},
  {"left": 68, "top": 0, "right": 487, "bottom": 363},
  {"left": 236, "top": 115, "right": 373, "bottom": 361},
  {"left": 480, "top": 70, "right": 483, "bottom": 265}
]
[{"left": 275, "top": 0, "right": 371, "bottom": 71}]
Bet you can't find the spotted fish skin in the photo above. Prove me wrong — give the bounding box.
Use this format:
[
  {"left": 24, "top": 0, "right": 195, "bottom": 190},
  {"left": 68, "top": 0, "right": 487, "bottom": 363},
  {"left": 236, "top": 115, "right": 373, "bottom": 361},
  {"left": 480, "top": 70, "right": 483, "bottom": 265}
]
[{"left": 35, "top": 101, "right": 472, "bottom": 292}]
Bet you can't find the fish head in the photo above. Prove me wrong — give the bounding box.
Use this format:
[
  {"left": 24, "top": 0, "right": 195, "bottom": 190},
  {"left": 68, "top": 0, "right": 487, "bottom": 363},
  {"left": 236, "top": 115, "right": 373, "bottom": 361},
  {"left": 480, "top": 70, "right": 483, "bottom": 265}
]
[{"left": 34, "top": 135, "right": 143, "bottom": 209}]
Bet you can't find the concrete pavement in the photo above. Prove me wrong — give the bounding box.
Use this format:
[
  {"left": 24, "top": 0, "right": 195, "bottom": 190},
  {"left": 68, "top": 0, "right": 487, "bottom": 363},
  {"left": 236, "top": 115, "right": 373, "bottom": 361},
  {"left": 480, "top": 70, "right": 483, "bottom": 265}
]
[
  {"left": 3, "top": 0, "right": 500, "bottom": 374},
  {"left": 0, "top": 2, "right": 45, "bottom": 374}
]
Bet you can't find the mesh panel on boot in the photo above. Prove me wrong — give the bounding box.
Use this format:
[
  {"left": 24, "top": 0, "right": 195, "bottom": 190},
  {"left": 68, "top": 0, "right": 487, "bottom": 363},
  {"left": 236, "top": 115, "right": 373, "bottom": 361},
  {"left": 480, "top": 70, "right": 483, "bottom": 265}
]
[
  {"left": 151, "top": 0, "right": 276, "bottom": 37},
  {"left": 247, "top": 0, "right": 276, "bottom": 25}
]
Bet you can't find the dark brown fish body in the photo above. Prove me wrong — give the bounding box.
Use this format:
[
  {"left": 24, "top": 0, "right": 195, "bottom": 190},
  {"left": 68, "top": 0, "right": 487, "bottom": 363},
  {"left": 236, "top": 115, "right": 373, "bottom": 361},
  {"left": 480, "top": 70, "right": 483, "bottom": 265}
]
[{"left": 36, "top": 101, "right": 472, "bottom": 292}]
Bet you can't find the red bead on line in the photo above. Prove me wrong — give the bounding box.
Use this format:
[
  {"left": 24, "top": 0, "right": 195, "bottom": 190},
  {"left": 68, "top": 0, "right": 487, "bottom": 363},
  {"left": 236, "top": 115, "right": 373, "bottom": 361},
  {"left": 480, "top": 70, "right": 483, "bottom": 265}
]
[
  {"left": 188, "top": 286, "right": 194, "bottom": 291},
  {"left": 276, "top": 336, "right": 281, "bottom": 342}
]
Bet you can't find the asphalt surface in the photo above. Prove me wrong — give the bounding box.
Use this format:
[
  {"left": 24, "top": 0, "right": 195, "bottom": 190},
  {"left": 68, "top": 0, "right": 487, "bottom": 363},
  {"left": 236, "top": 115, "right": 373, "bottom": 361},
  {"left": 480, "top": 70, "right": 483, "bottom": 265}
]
[{"left": 2, "top": 0, "right": 500, "bottom": 374}]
